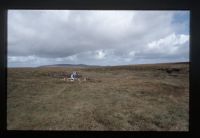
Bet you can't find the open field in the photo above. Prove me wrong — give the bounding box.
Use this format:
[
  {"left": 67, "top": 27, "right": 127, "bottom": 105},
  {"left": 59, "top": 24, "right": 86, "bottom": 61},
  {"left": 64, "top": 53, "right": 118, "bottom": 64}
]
[{"left": 7, "top": 62, "right": 189, "bottom": 131}]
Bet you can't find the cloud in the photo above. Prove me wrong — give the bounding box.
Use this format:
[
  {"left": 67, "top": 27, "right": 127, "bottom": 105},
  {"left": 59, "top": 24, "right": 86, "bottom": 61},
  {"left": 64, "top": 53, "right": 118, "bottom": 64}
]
[
  {"left": 8, "top": 10, "right": 189, "bottom": 67},
  {"left": 95, "top": 50, "right": 106, "bottom": 59},
  {"left": 148, "top": 33, "right": 189, "bottom": 49},
  {"left": 147, "top": 33, "right": 189, "bottom": 55}
]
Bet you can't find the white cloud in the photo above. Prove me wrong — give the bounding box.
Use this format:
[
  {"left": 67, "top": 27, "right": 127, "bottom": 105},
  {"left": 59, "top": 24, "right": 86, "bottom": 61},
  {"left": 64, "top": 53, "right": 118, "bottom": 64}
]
[
  {"left": 8, "top": 56, "right": 36, "bottom": 62},
  {"left": 67, "top": 55, "right": 77, "bottom": 61},
  {"left": 95, "top": 50, "right": 106, "bottom": 59},
  {"left": 129, "top": 51, "right": 136, "bottom": 56},
  {"left": 148, "top": 33, "right": 189, "bottom": 49},
  {"left": 147, "top": 33, "right": 189, "bottom": 55}
]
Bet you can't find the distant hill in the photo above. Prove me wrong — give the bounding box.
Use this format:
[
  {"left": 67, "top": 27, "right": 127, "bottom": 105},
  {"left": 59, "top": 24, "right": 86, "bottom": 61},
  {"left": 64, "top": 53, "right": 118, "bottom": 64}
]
[
  {"left": 38, "top": 62, "right": 189, "bottom": 68},
  {"left": 38, "top": 64, "right": 102, "bottom": 68}
]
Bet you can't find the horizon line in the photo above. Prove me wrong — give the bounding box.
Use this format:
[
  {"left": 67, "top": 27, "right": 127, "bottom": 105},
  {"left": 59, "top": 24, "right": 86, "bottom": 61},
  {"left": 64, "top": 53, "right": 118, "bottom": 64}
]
[{"left": 7, "top": 61, "right": 189, "bottom": 68}]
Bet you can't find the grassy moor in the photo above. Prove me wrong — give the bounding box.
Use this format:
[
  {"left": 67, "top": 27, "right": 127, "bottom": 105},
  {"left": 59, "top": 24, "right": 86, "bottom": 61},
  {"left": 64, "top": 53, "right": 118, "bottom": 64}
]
[{"left": 7, "top": 62, "right": 189, "bottom": 131}]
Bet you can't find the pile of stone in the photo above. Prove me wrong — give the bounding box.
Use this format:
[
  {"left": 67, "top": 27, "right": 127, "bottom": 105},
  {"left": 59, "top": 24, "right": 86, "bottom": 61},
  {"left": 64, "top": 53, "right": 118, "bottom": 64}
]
[{"left": 48, "top": 71, "right": 82, "bottom": 80}]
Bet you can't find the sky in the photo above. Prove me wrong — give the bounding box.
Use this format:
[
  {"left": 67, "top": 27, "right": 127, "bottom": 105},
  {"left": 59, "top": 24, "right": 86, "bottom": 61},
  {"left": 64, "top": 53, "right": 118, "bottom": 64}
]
[{"left": 8, "top": 10, "right": 190, "bottom": 67}]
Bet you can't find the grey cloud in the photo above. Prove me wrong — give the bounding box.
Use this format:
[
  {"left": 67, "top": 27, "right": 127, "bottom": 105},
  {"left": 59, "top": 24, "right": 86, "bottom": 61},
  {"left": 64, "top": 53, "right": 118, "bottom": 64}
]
[{"left": 8, "top": 10, "right": 189, "bottom": 67}]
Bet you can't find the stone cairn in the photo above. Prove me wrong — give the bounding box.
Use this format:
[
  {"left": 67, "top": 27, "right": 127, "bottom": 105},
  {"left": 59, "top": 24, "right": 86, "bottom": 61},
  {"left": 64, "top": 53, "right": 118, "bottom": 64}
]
[{"left": 48, "top": 72, "right": 87, "bottom": 82}]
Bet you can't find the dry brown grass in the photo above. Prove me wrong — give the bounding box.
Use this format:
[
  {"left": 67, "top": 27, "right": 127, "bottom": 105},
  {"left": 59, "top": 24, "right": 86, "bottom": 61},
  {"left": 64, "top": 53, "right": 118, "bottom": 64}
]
[{"left": 7, "top": 63, "right": 189, "bottom": 131}]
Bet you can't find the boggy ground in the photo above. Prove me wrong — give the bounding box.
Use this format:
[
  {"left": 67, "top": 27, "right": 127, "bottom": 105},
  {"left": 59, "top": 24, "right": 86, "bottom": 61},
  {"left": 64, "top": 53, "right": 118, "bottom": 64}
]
[{"left": 7, "top": 62, "right": 189, "bottom": 131}]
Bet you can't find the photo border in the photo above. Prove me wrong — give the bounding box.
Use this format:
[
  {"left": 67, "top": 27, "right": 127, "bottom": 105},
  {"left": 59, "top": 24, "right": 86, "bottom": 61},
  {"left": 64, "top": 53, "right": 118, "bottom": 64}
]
[{"left": 0, "top": 0, "right": 199, "bottom": 137}]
